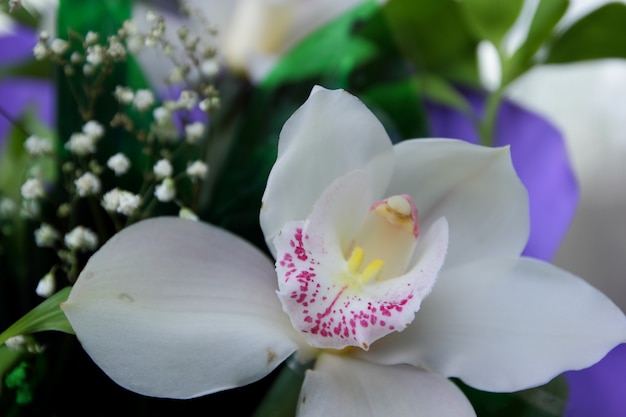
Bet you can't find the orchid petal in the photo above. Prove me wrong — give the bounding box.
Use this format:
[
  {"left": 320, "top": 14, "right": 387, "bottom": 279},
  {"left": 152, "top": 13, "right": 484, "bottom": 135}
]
[
  {"left": 426, "top": 88, "right": 579, "bottom": 261},
  {"left": 387, "top": 139, "right": 529, "bottom": 268},
  {"left": 62, "top": 217, "right": 300, "bottom": 399},
  {"left": 365, "top": 257, "right": 626, "bottom": 392},
  {"left": 260, "top": 86, "right": 394, "bottom": 255},
  {"left": 274, "top": 172, "right": 448, "bottom": 350},
  {"left": 298, "top": 353, "right": 476, "bottom": 417}
]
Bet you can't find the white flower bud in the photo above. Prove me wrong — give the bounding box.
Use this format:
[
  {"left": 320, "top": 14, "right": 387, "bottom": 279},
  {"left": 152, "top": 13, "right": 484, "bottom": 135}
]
[
  {"left": 200, "top": 59, "right": 219, "bottom": 78},
  {"left": 153, "top": 159, "right": 173, "bottom": 179},
  {"left": 0, "top": 198, "right": 17, "bottom": 217},
  {"left": 186, "top": 161, "right": 208, "bottom": 181},
  {"left": 152, "top": 106, "right": 172, "bottom": 125},
  {"left": 107, "top": 153, "right": 131, "bottom": 175},
  {"left": 102, "top": 188, "right": 121, "bottom": 212},
  {"left": 82, "top": 120, "right": 104, "bottom": 139},
  {"left": 117, "top": 191, "right": 141, "bottom": 216},
  {"left": 184, "top": 122, "right": 205, "bottom": 144},
  {"left": 34, "top": 223, "right": 60, "bottom": 247},
  {"left": 65, "top": 132, "right": 96, "bottom": 155},
  {"left": 85, "top": 31, "right": 99, "bottom": 45},
  {"left": 21, "top": 178, "right": 44, "bottom": 200},
  {"left": 33, "top": 41, "right": 48, "bottom": 60},
  {"left": 154, "top": 178, "right": 176, "bottom": 202},
  {"left": 36, "top": 272, "right": 56, "bottom": 298},
  {"left": 179, "top": 207, "right": 198, "bottom": 221},
  {"left": 64, "top": 226, "right": 98, "bottom": 251},
  {"left": 50, "top": 38, "right": 69, "bottom": 55},
  {"left": 5, "top": 335, "right": 26, "bottom": 350},
  {"left": 24, "top": 135, "right": 52, "bottom": 156},
  {"left": 133, "top": 89, "right": 155, "bottom": 111},
  {"left": 74, "top": 172, "right": 101, "bottom": 197}
]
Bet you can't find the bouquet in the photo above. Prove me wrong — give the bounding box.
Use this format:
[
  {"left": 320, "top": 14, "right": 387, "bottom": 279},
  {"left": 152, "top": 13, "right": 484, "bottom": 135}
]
[{"left": 1, "top": 0, "right": 626, "bottom": 416}]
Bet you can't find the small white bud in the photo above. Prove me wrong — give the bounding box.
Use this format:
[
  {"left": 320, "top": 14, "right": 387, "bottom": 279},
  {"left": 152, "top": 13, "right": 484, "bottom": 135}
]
[
  {"left": 5, "top": 335, "right": 26, "bottom": 350},
  {"left": 152, "top": 106, "right": 171, "bottom": 125},
  {"left": 154, "top": 178, "right": 176, "bottom": 202},
  {"left": 82, "top": 120, "right": 105, "bottom": 139},
  {"left": 117, "top": 191, "right": 141, "bottom": 216},
  {"left": 133, "top": 89, "right": 155, "bottom": 111},
  {"left": 24, "top": 135, "right": 52, "bottom": 156},
  {"left": 186, "top": 161, "right": 208, "bottom": 181},
  {"left": 74, "top": 172, "right": 101, "bottom": 197},
  {"left": 65, "top": 132, "right": 96, "bottom": 155},
  {"left": 102, "top": 188, "right": 120, "bottom": 212},
  {"left": 21, "top": 178, "right": 45, "bottom": 200},
  {"left": 85, "top": 31, "right": 99, "bottom": 45},
  {"left": 177, "top": 90, "right": 198, "bottom": 110},
  {"left": 64, "top": 226, "right": 98, "bottom": 251},
  {"left": 36, "top": 272, "right": 56, "bottom": 298},
  {"left": 86, "top": 44, "right": 105, "bottom": 66},
  {"left": 146, "top": 10, "right": 159, "bottom": 23},
  {"left": 50, "top": 38, "right": 69, "bottom": 55},
  {"left": 179, "top": 207, "right": 198, "bottom": 221},
  {"left": 0, "top": 198, "right": 17, "bottom": 217},
  {"left": 200, "top": 59, "right": 219, "bottom": 78},
  {"left": 184, "top": 122, "right": 205, "bottom": 144},
  {"left": 153, "top": 159, "right": 173, "bottom": 179},
  {"left": 114, "top": 85, "right": 134, "bottom": 104},
  {"left": 107, "top": 153, "right": 131, "bottom": 175},
  {"left": 34, "top": 223, "right": 60, "bottom": 247},
  {"left": 33, "top": 41, "right": 48, "bottom": 60},
  {"left": 70, "top": 51, "right": 83, "bottom": 63}
]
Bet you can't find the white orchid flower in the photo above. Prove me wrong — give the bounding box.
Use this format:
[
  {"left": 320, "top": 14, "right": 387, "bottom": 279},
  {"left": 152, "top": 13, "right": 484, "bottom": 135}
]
[{"left": 62, "top": 86, "right": 626, "bottom": 416}]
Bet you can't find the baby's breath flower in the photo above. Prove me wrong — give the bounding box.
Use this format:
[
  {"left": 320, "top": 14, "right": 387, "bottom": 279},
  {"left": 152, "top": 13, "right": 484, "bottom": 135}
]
[
  {"left": 70, "top": 51, "right": 83, "bottom": 63},
  {"left": 75, "top": 172, "right": 102, "bottom": 197},
  {"left": 153, "top": 159, "right": 173, "bottom": 179},
  {"left": 36, "top": 272, "right": 56, "bottom": 298},
  {"left": 114, "top": 85, "right": 135, "bottom": 104},
  {"left": 65, "top": 226, "right": 98, "bottom": 251},
  {"left": 200, "top": 59, "right": 219, "bottom": 78},
  {"left": 85, "top": 31, "right": 99, "bottom": 45},
  {"left": 21, "top": 178, "right": 44, "bottom": 200},
  {"left": 145, "top": 10, "right": 159, "bottom": 23},
  {"left": 34, "top": 223, "right": 60, "bottom": 247},
  {"left": 102, "top": 188, "right": 121, "bottom": 212},
  {"left": 133, "top": 89, "right": 155, "bottom": 111},
  {"left": 86, "top": 44, "right": 105, "bottom": 66},
  {"left": 186, "top": 161, "right": 208, "bottom": 181},
  {"left": 107, "top": 153, "right": 131, "bottom": 176},
  {"left": 117, "top": 191, "right": 141, "bottom": 216},
  {"left": 199, "top": 97, "right": 220, "bottom": 112},
  {"left": 107, "top": 36, "right": 126, "bottom": 59},
  {"left": 167, "top": 66, "right": 185, "bottom": 84},
  {"left": 66, "top": 132, "right": 97, "bottom": 155},
  {"left": 50, "top": 38, "right": 69, "bottom": 55},
  {"left": 177, "top": 90, "right": 198, "bottom": 110},
  {"left": 152, "top": 106, "right": 172, "bottom": 125},
  {"left": 178, "top": 207, "right": 198, "bottom": 221},
  {"left": 5, "top": 335, "right": 26, "bottom": 350},
  {"left": 83, "top": 64, "right": 95, "bottom": 76},
  {"left": 154, "top": 178, "right": 176, "bottom": 202},
  {"left": 24, "top": 135, "right": 52, "bottom": 156},
  {"left": 83, "top": 120, "right": 105, "bottom": 139},
  {"left": 184, "top": 122, "right": 205, "bottom": 144},
  {"left": 0, "top": 198, "right": 17, "bottom": 217},
  {"left": 33, "top": 41, "right": 48, "bottom": 60}
]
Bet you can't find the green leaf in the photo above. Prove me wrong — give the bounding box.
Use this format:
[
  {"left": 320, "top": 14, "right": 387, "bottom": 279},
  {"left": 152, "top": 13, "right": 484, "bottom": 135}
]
[
  {"left": 417, "top": 73, "right": 472, "bottom": 112},
  {"left": 505, "top": 0, "right": 569, "bottom": 83},
  {"left": 546, "top": 2, "right": 626, "bottom": 63},
  {"left": 460, "top": 0, "right": 524, "bottom": 45},
  {"left": 0, "top": 108, "right": 57, "bottom": 200},
  {"left": 382, "top": 0, "right": 480, "bottom": 85},
  {"left": 262, "top": 1, "right": 380, "bottom": 89},
  {"left": 0, "top": 287, "right": 74, "bottom": 346},
  {"left": 454, "top": 376, "right": 569, "bottom": 417}
]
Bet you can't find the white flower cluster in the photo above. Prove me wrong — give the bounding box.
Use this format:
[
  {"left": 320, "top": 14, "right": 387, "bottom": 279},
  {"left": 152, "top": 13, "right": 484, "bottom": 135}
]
[
  {"left": 75, "top": 172, "right": 102, "bottom": 197},
  {"left": 64, "top": 226, "right": 98, "bottom": 251},
  {"left": 107, "top": 153, "right": 131, "bottom": 176},
  {"left": 102, "top": 189, "right": 141, "bottom": 216},
  {"left": 24, "top": 135, "right": 53, "bottom": 156},
  {"left": 34, "top": 223, "right": 60, "bottom": 247},
  {"left": 65, "top": 120, "right": 105, "bottom": 156}
]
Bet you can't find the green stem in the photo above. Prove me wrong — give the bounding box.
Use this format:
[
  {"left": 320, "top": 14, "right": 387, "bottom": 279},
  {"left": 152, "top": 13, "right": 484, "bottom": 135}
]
[
  {"left": 479, "top": 88, "right": 504, "bottom": 147},
  {"left": 252, "top": 355, "right": 314, "bottom": 417}
]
